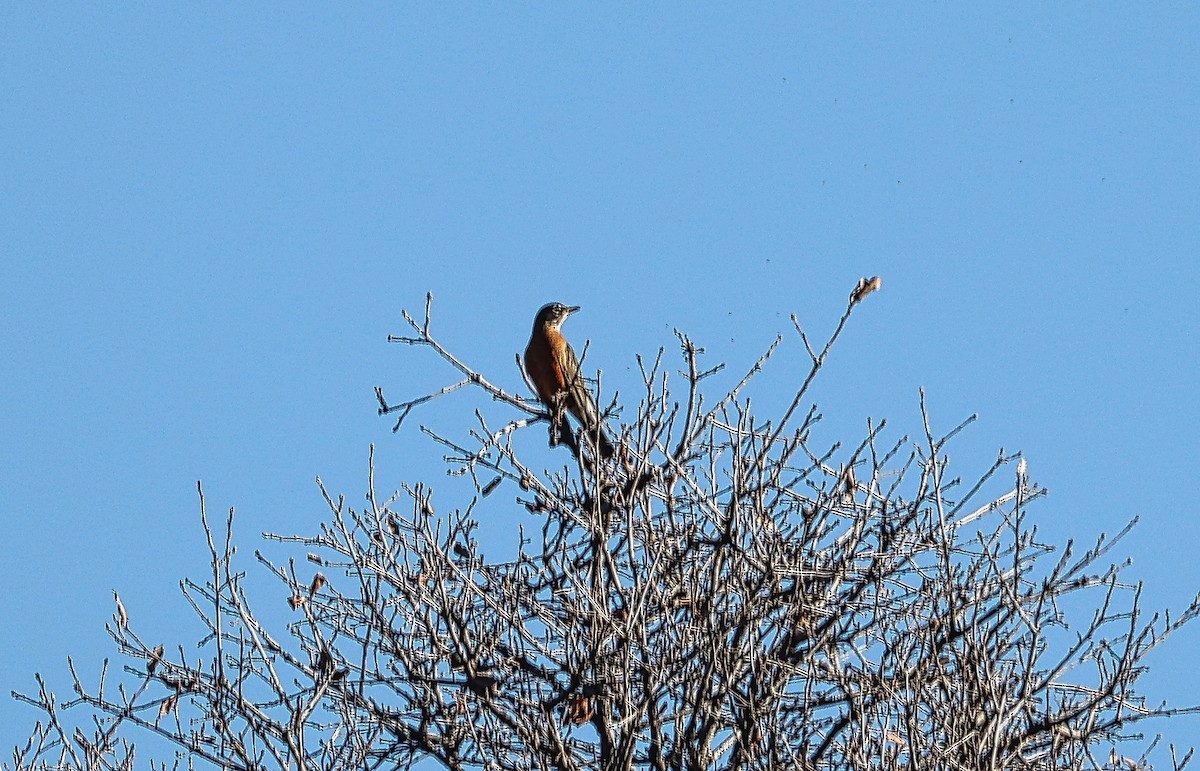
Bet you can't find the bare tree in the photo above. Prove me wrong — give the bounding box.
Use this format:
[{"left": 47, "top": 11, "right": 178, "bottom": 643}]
[{"left": 11, "top": 281, "right": 1199, "bottom": 771}]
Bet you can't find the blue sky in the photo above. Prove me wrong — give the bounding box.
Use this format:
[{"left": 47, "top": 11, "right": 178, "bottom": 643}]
[{"left": 3, "top": 3, "right": 1198, "bottom": 758}]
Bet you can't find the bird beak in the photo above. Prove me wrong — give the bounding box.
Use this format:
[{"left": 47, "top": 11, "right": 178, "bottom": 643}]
[{"left": 566, "top": 305, "right": 581, "bottom": 314}]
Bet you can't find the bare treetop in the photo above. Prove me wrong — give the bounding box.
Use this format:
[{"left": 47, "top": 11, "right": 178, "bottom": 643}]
[{"left": 12, "top": 280, "right": 1198, "bottom": 771}]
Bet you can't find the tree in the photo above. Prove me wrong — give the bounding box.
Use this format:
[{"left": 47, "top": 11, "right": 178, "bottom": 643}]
[{"left": 11, "top": 282, "right": 1199, "bottom": 771}]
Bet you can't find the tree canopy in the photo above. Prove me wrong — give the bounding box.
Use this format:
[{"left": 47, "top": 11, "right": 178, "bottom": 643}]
[{"left": 12, "top": 283, "right": 1198, "bottom": 771}]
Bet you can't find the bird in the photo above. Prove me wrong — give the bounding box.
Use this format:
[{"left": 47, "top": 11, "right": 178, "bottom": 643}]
[{"left": 524, "top": 302, "right": 614, "bottom": 458}]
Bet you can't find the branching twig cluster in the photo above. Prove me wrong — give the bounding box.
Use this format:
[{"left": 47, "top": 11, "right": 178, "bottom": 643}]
[{"left": 10, "top": 282, "right": 1198, "bottom": 771}]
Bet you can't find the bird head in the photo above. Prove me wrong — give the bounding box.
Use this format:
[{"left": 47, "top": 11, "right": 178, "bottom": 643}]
[{"left": 533, "top": 302, "right": 580, "bottom": 331}]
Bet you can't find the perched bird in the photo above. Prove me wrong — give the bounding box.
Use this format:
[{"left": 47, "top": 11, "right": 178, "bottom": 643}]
[{"left": 524, "top": 302, "right": 614, "bottom": 458}]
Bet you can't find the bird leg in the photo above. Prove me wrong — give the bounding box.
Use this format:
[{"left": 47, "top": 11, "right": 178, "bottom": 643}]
[{"left": 548, "top": 392, "right": 572, "bottom": 449}]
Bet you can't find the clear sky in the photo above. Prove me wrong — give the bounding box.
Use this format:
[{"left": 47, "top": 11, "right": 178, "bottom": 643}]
[{"left": 3, "top": 3, "right": 1198, "bottom": 760}]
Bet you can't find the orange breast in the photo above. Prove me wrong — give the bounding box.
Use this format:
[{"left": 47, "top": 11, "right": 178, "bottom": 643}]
[{"left": 524, "top": 330, "right": 568, "bottom": 406}]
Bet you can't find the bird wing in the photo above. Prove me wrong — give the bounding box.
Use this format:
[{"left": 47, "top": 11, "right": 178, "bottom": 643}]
[{"left": 560, "top": 341, "right": 602, "bottom": 429}]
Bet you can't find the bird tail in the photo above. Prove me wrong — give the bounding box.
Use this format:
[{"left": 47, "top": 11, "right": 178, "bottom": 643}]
[{"left": 584, "top": 424, "right": 615, "bottom": 459}]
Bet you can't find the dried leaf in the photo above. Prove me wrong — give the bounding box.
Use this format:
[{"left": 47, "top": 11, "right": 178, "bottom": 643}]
[
  {"left": 564, "top": 694, "right": 594, "bottom": 726},
  {"left": 114, "top": 592, "right": 128, "bottom": 629},
  {"left": 147, "top": 645, "right": 164, "bottom": 676},
  {"left": 840, "top": 464, "right": 857, "bottom": 503},
  {"left": 850, "top": 275, "right": 883, "bottom": 304}
]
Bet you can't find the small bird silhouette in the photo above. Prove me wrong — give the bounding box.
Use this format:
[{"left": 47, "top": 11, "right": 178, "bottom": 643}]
[{"left": 524, "top": 302, "right": 614, "bottom": 458}]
